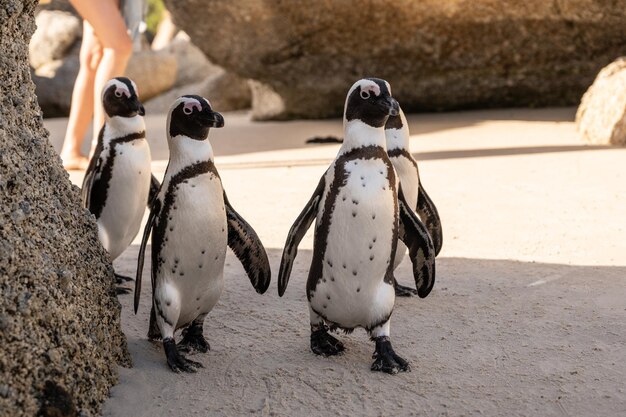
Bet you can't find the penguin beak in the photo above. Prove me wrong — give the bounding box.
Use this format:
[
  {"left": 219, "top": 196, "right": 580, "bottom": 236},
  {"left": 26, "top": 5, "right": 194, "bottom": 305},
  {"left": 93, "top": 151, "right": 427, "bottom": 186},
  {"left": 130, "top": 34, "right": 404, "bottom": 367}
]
[
  {"left": 380, "top": 96, "right": 400, "bottom": 117},
  {"left": 202, "top": 111, "right": 224, "bottom": 128},
  {"left": 130, "top": 96, "right": 145, "bottom": 116}
]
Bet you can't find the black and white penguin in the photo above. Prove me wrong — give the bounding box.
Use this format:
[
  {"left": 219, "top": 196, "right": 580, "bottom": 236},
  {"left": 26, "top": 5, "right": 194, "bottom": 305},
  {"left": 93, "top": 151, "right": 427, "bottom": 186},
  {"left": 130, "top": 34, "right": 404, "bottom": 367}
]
[
  {"left": 81, "top": 77, "right": 160, "bottom": 292},
  {"left": 278, "top": 78, "right": 436, "bottom": 374},
  {"left": 385, "top": 107, "right": 443, "bottom": 297},
  {"left": 134, "top": 95, "right": 271, "bottom": 373}
]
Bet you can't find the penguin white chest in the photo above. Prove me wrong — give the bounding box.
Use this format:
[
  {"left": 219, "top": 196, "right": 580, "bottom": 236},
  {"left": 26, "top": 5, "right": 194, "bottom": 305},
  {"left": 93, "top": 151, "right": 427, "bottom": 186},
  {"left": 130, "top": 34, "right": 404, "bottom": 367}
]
[
  {"left": 311, "top": 158, "right": 396, "bottom": 329},
  {"left": 98, "top": 140, "right": 152, "bottom": 260},
  {"left": 158, "top": 172, "right": 227, "bottom": 328}
]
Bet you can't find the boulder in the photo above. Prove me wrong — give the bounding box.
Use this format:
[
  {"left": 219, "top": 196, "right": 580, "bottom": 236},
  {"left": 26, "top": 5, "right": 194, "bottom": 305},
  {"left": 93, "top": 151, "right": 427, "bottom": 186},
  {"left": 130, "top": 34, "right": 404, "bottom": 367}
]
[
  {"left": 144, "top": 69, "right": 251, "bottom": 114},
  {"left": 576, "top": 58, "right": 626, "bottom": 146},
  {"left": 29, "top": 10, "right": 81, "bottom": 70},
  {"left": 156, "top": 31, "right": 222, "bottom": 88},
  {"left": 124, "top": 48, "right": 178, "bottom": 101},
  {"left": 31, "top": 43, "right": 80, "bottom": 118},
  {"left": 0, "top": 2, "right": 130, "bottom": 416},
  {"left": 165, "top": 0, "right": 626, "bottom": 120}
]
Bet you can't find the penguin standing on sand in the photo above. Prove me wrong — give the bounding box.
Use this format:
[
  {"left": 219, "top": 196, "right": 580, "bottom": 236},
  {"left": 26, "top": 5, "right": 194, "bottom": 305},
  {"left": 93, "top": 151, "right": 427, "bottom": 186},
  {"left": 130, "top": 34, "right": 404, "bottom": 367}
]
[
  {"left": 278, "top": 79, "right": 436, "bottom": 374},
  {"left": 385, "top": 107, "right": 443, "bottom": 296},
  {"left": 82, "top": 77, "right": 159, "bottom": 292},
  {"left": 134, "top": 95, "right": 271, "bottom": 373}
]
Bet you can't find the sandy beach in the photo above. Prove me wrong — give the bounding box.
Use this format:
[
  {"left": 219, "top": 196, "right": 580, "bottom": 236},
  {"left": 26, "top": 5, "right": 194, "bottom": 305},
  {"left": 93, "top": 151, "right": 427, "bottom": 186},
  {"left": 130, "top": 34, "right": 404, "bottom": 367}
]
[{"left": 45, "top": 108, "right": 626, "bottom": 416}]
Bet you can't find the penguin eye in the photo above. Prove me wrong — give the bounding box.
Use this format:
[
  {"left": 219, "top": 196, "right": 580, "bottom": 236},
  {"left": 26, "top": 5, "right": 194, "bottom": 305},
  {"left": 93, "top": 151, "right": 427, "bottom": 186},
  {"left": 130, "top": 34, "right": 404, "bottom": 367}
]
[
  {"left": 115, "top": 90, "right": 123, "bottom": 98},
  {"left": 183, "top": 107, "right": 193, "bottom": 115},
  {"left": 360, "top": 90, "right": 370, "bottom": 100}
]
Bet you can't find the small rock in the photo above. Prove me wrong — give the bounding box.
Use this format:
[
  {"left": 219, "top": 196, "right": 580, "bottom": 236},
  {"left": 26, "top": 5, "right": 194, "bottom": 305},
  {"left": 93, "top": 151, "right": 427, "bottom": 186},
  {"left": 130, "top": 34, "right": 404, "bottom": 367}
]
[{"left": 576, "top": 57, "right": 626, "bottom": 146}]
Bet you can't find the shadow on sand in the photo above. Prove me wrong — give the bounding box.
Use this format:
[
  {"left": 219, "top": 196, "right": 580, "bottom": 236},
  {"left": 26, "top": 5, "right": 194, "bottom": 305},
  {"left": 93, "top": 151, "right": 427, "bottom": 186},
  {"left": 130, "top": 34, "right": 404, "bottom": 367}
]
[{"left": 105, "top": 246, "right": 626, "bottom": 417}]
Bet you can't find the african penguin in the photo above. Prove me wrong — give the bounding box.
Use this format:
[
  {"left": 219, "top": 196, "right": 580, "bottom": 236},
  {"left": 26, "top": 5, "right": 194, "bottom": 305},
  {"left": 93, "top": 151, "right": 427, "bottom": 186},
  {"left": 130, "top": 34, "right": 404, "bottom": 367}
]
[
  {"left": 278, "top": 78, "right": 436, "bottom": 374},
  {"left": 134, "top": 95, "right": 271, "bottom": 373},
  {"left": 81, "top": 77, "right": 160, "bottom": 293},
  {"left": 385, "top": 106, "right": 443, "bottom": 297}
]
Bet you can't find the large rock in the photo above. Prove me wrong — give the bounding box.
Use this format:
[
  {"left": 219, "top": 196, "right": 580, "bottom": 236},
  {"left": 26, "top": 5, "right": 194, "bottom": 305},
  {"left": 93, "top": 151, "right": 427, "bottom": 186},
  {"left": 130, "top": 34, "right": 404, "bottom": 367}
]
[
  {"left": 165, "top": 0, "right": 626, "bottom": 120},
  {"left": 122, "top": 49, "right": 178, "bottom": 101},
  {"left": 156, "top": 32, "right": 222, "bottom": 88},
  {"left": 31, "top": 43, "right": 80, "bottom": 118},
  {"left": 576, "top": 58, "right": 626, "bottom": 146},
  {"left": 0, "top": 2, "right": 130, "bottom": 416},
  {"left": 145, "top": 70, "right": 251, "bottom": 114},
  {"left": 29, "top": 10, "right": 81, "bottom": 70}
]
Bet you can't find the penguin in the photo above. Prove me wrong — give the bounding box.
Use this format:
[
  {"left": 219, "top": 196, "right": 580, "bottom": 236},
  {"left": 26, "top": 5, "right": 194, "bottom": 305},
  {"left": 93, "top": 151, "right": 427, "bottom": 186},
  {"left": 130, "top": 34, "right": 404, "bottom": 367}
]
[
  {"left": 385, "top": 107, "right": 443, "bottom": 297},
  {"left": 278, "top": 78, "right": 436, "bottom": 374},
  {"left": 81, "top": 77, "right": 160, "bottom": 293},
  {"left": 134, "top": 95, "right": 271, "bottom": 373}
]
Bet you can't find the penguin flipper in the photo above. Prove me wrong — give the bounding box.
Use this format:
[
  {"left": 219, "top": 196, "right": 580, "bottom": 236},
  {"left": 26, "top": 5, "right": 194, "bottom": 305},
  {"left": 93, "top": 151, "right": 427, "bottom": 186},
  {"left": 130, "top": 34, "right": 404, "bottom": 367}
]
[
  {"left": 398, "top": 186, "right": 436, "bottom": 298},
  {"left": 148, "top": 174, "right": 161, "bottom": 208},
  {"left": 134, "top": 199, "right": 160, "bottom": 313},
  {"left": 224, "top": 193, "right": 272, "bottom": 294},
  {"left": 278, "top": 176, "right": 325, "bottom": 297},
  {"left": 80, "top": 128, "right": 104, "bottom": 209},
  {"left": 417, "top": 182, "right": 443, "bottom": 256}
]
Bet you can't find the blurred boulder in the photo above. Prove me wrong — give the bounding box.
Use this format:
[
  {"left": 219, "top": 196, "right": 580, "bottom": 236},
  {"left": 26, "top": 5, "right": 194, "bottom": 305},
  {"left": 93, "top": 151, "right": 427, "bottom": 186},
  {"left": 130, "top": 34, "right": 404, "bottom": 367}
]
[
  {"left": 145, "top": 69, "right": 251, "bottom": 113},
  {"left": 576, "top": 58, "right": 626, "bottom": 146},
  {"left": 1, "top": 1, "right": 130, "bottom": 416},
  {"left": 31, "top": 44, "right": 79, "bottom": 118},
  {"left": 165, "top": 0, "right": 626, "bottom": 120},
  {"left": 125, "top": 49, "right": 178, "bottom": 101},
  {"left": 29, "top": 10, "right": 81, "bottom": 70},
  {"left": 157, "top": 32, "right": 222, "bottom": 88}
]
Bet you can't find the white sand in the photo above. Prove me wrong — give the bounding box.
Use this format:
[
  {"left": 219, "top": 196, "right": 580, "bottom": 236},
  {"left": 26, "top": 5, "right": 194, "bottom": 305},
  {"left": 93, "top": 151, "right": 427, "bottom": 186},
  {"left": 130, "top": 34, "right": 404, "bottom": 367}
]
[{"left": 45, "top": 108, "right": 626, "bottom": 416}]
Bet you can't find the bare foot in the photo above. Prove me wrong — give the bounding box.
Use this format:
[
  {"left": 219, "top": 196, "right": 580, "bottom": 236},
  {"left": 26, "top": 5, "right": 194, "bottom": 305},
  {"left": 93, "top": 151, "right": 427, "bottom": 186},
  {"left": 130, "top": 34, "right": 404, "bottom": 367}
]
[{"left": 61, "top": 153, "right": 89, "bottom": 171}]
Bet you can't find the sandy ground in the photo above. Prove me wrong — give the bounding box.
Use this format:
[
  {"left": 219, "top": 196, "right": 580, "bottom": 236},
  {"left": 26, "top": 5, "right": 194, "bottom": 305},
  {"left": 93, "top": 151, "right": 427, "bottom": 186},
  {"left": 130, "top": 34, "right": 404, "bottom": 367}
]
[{"left": 45, "top": 108, "right": 626, "bottom": 416}]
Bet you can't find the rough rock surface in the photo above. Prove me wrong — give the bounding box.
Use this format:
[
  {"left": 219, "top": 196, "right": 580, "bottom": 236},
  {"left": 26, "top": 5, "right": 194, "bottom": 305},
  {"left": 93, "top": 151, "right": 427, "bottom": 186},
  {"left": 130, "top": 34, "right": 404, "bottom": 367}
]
[
  {"left": 29, "top": 10, "right": 81, "bottom": 70},
  {"left": 166, "top": 0, "right": 626, "bottom": 120},
  {"left": 0, "top": 2, "right": 131, "bottom": 417},
  {"left": 576, "top": 58, "right": 626, "bottom": 146}
]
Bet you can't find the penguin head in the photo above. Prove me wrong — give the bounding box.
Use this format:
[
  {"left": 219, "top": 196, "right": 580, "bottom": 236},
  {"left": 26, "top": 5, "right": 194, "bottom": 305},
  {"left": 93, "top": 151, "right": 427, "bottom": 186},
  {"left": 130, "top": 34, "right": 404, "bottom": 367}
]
[
  {"left": 102, "top": 77, "right": 145, "bottom": 118},
  {"left": 167, "top": 95, "right": 224, "bottom": 141},
  {"left": 344, "top": 78, "right": 399, "bottom": 128},
  {"left": 384, "top": 105, "right": 410, "bottom": 150}
]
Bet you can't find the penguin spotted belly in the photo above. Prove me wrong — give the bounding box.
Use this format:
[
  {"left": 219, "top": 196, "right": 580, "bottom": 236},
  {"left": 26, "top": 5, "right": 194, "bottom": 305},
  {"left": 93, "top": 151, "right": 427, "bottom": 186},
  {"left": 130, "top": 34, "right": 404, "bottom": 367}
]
[
  {"left": 98, "top": 140, "right": 152, "bottom": 260},
  {"left": 310, "top": 158, "right": 396, "bottom": 329},
  {"left": 158, "top": 172, "right": 227, "bottom": 329}
]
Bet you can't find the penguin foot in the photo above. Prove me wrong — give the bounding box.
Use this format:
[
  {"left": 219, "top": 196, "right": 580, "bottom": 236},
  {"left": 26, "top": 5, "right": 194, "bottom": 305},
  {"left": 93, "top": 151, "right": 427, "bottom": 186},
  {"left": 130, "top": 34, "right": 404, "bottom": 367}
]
[
  {"left": 394, "top": 283, "right": 418, "bottom": 297},
  {"left": 163, "top": 338, "right": 203, "bottom": 373},
  {"left": 115, "top": 286, "right": 132, "bottom": 295},
  {"left": 371, "top": 336, "right": 410, "bottom": 374},
  {"left": 178, "top": 326, "right": 210, "bottom": 353},
  {"left": 115, "top": 273, "right": 134, "bottom": 283},
  {"left": 310, "top": 326, "right": 345, "bottom": 356}
]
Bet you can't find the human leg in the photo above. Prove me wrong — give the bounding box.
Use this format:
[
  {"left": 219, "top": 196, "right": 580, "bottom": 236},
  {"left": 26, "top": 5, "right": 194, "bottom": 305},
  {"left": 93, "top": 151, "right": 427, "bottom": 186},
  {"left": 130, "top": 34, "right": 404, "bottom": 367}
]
[{"left": 59, "top": 20, "right": 102, "bottom": 170}]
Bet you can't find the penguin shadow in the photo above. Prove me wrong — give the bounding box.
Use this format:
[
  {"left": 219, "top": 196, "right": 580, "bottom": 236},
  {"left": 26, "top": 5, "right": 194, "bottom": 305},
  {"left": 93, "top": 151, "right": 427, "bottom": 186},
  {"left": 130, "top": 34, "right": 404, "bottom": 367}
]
[
  {"left": 106, "top": 246, "right": 626, "bottom": 415},
  {"left": 114, "top": 244, "right": 626, "bottom": 378}
]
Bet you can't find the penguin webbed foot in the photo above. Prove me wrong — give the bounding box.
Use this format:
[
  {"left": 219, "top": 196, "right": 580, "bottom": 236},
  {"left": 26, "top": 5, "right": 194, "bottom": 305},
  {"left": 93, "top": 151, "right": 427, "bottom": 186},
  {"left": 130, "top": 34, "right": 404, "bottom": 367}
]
[
  {"left": 178, "top": 325, "right": 210, "bottom": 353},
  {"left": 163, "top": 338, "right": 203, "bottom": 373},
  {"left": 393, "top": 278, "right": 418, "bottom": 297},
  {"left": 310, "top": 325, "right": 345, "bottom": 356},
  {"left": 115, "top": 273, "right": 134, "bottom": 283},
  {"left": 371, "top": 336, "right": 410, "bottom": 374},
  {"left": 115, "top": 286, "right": 132, "bottom": 295}
]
